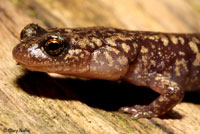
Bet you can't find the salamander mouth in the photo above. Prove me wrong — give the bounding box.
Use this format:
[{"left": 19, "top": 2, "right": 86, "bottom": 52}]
[
  {"left": 13, "top": 51, "right": 54, "bottom": 68},
  {"left": 14, "top": 58, "right": 50, "bottom": 67},
  {"left": 13, "top": 56, "right": 59, "bottom": 73},
  {"left": 16, "top": 61, "right": 51, "bottom": 72}
]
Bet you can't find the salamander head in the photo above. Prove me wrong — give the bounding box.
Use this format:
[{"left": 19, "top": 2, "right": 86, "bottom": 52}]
[{"left": 12, "top": 23, "right": 93, "bottom": 75}]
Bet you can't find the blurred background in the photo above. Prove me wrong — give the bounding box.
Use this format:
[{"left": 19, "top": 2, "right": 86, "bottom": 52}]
[{"left": 6, "top": 0, "right": 200, "bottom": 32}]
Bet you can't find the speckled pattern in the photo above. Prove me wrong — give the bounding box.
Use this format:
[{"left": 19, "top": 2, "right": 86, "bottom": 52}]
[{"left": 13, "top": 23, "right": 200, "bottom": 118}]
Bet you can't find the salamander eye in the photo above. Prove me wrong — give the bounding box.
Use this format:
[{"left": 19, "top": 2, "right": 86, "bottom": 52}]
[{"left": 44, "top": 38, "right": 65, "bottom": 56}]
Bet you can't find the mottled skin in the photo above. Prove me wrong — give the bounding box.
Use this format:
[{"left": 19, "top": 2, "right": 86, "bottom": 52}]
[{"left": 13, "top": 23, "right": 200, "bottom": 119}]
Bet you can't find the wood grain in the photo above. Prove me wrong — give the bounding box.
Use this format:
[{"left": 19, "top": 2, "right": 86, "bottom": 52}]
[{"left": 0, "top": 0, "right": 200, "bottom": 133}]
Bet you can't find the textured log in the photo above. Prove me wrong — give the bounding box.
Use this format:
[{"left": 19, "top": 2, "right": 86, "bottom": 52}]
[{"left": 0, "top": 0, "right": 200, "bottom": 133}]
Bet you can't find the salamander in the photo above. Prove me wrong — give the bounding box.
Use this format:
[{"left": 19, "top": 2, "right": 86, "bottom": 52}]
[{"left": 12, "top": 23, "right": 200, "bottom": 119}]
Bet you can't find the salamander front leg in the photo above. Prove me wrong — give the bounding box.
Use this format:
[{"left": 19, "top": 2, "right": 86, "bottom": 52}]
[{"left": 120, "top": 74, "right": 184, "bottom": 119}]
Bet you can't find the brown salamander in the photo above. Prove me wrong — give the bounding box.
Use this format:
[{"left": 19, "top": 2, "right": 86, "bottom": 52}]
[{"left": 12, "top": 23, "right": 200, "bottom": 119}]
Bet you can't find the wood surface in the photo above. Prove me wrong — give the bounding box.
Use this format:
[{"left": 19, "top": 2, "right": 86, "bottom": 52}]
[{"left": 0, "top": 0, "right": 200, "bottom": 134}]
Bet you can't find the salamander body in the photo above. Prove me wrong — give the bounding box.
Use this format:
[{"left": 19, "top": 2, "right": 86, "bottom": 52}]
[{"left": 12, "top": 24, "right": 200, "bottom": 118}]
